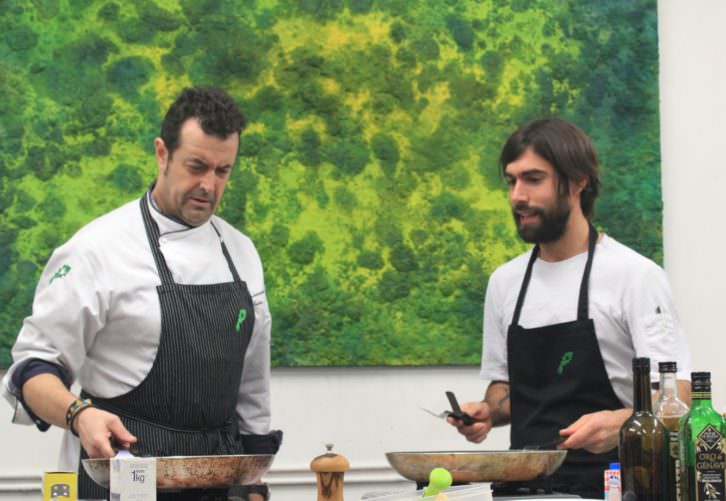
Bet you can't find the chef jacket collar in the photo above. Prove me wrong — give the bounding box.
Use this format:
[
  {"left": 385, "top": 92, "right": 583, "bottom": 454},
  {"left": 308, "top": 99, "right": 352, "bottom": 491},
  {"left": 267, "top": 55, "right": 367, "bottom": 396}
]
[{"left": 145, "top": 184, "right": 213, "bottom": 236}]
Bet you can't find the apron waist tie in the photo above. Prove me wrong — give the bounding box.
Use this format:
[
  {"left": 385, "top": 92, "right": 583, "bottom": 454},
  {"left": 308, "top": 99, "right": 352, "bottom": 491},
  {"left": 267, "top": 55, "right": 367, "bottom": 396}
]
[{"left": 82, "top": 394, "right": 239, "bottom": 454}]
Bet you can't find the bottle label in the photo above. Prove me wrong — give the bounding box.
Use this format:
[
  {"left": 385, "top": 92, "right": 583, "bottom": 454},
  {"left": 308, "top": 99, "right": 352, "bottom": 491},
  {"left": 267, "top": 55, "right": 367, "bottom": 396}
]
[
  {"left": 695, "top": 424, "right": 726, "bottom": 501},
  {"left": 669, "top": 430, "right": 682, "bottom": 500},
  {"left": 604, "top": 469, "right": 621, "bottom": 500}
]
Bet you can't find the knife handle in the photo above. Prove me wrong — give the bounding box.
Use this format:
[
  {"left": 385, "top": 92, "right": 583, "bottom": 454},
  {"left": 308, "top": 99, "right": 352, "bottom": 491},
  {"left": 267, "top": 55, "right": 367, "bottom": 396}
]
[{"left": 445, "top": 391, "right": 475, "bottom": 426}]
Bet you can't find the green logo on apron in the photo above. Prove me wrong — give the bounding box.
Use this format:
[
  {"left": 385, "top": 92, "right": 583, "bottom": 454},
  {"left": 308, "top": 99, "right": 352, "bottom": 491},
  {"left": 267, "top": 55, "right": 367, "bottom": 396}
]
[
  {"left": 557, "top": 351, "right": 574, "bottom": 375},
  {"left": 235, "top": 309, "right": 247, "bottom": 332},
  {"left": 49, "top": 264, "right": 71, "bottom": 284}
]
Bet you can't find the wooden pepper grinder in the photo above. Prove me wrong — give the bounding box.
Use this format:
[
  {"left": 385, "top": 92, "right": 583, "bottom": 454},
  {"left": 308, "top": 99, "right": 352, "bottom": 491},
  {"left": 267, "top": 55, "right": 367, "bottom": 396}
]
[{"left": 310, "top": 443, "right": 350, "bottom": 501}]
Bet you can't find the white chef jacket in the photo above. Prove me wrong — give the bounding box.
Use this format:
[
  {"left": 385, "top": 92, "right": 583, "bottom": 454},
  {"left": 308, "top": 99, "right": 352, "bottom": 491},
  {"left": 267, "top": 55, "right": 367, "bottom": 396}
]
[
  {"left": 2, "top": 192, "right": 272, "bottom": 469},
  {"left": 480, "top": 234, "right": 691, "bottom": 408}
]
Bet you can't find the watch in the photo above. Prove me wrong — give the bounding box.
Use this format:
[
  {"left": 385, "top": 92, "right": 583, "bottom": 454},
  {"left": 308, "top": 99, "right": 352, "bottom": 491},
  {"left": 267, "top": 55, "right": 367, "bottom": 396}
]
[{"left": 246, "top": 484, "right": 270, "bottom": 500}]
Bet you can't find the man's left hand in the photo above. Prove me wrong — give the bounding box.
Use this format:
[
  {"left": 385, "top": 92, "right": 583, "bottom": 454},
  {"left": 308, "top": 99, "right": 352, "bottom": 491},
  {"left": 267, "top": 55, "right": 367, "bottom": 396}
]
[{"left": 557, "top": 408, "right": 632, "bottom": 454}]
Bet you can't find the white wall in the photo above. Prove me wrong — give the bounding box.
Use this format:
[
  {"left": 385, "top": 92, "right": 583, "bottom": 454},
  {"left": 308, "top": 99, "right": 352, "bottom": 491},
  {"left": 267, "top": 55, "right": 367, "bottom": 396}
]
[
  {"left": 658, "top": 0, "right": 726, "bottom": 411},
  {"left": 1, "top": 0, "right": 725, "bottom": 499}
]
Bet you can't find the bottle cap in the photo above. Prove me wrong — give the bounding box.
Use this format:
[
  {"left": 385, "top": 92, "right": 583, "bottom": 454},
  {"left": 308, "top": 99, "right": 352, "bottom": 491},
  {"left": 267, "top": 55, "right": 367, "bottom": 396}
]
[
  {"left": 609, "top": 462, "right": 620, "bottom": 470},
  {"left": 658, "top": 361, "right": 677, "bottom": 373},
  {"left": 692, "top": 371, "right": 711, "bottom": 381},
  {"left": 632, "top": 357, "right": 650, "bottom": 370},
  {"left": 692, "top": 372, "right": 712, "bottom": 392}
]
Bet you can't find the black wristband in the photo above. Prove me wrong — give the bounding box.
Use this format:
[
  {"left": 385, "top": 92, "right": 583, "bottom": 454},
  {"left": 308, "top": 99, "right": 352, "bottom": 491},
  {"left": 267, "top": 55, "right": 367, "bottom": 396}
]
[{"left": 246, "top": 484, "right": 270, "bottom": 500}]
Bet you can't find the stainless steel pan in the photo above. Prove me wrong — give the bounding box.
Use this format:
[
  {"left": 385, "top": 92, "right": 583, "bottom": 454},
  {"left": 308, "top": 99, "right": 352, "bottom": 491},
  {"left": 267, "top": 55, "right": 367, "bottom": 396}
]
[
  {"left": 386, "top": 450, "right": 567, "bottom": 483},
  {"left": 82, "top": 454, "right": 274, "bottom": 490}
]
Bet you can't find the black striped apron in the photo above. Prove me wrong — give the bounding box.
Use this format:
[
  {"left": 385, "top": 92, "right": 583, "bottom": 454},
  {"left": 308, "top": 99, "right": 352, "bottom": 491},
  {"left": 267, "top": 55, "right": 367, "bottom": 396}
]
[{"left": 78, "top": 195, "right": 255, "bottom": 500}]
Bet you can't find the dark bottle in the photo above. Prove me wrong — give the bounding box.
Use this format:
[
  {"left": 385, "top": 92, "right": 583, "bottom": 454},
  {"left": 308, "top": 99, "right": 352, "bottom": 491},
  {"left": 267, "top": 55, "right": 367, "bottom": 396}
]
[
  {"left": 655, "top": 361, "right": 689, "bottom": 501},
  {"left": 680, "top": 372, "right": 726, "bottom": 501},
  {"left": 619, "top": 357, "right": 670, "bottom": 500}
]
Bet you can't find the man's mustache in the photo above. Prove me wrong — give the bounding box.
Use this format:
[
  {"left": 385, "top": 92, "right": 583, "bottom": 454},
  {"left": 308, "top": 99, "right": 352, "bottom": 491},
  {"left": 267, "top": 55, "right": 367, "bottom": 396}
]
[
  {"left": 187, "top": 191, "right": 215, "bottom": 204},
  {"left": 512, "top": 203, "right": 543, "bottom": 216}
]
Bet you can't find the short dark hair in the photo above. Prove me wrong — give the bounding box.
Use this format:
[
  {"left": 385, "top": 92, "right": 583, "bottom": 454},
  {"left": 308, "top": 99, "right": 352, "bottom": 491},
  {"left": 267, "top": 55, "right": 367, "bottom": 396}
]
[
  {"left": 499, "top": 118, "right": 601, "bottom": 218},
  {"left": 160, "top": 86, "right": 246, "bottom": 158}
]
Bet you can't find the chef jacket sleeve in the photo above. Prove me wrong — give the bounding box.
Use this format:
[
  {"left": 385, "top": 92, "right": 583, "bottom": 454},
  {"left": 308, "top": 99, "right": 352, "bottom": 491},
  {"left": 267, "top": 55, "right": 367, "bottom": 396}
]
[
  {"left": 2, "top": 242, "right": 108, "bottom": 426},
  {"left": 241, "top": 429, "right": 283, "bottom": 454},
  {"left": 480, "top": 271, "right": 509, "bottom": 383},
  {"left": 8, "top": 358, "right": 70, "bottom": 430},
  {"left": 235, "top": 288, "right": 272, "bottom": 436},
  {"left": 624, "top": 264, "right": 691, "bottom": 382}
]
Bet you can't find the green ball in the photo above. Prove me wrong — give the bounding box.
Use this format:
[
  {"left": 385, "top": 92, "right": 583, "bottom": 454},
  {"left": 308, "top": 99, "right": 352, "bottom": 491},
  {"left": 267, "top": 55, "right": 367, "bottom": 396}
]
[{"left": 429, "top": 467, "right": 452, "bottom": 489}]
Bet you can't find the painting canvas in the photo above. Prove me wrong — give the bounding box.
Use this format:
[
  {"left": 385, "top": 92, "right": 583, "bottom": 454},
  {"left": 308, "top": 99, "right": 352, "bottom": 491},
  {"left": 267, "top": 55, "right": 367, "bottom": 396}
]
[{"left": 0, "top": 0, "right": 662, "bottom": 367}]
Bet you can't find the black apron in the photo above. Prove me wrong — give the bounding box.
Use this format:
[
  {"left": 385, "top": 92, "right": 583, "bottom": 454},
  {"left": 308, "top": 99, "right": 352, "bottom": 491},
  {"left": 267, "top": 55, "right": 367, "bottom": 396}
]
[
  {"left": 78, "top": 195, "right": 255, "bottom": 500},
  {"left": 506, "top": 225, "right": 623, "bottom": 498}
]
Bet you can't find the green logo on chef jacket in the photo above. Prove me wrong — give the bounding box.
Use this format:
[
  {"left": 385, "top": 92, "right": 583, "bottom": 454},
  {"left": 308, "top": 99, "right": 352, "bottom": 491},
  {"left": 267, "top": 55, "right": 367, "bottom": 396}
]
[
  {"left": 557, "top": 351, "right": 574, "bottom": 375},
  {"left": 49, "top": 264, "right": 71, "bottom": 284},
  {"left": 235, "top": 308, "right": 247, "bottom": 332}
]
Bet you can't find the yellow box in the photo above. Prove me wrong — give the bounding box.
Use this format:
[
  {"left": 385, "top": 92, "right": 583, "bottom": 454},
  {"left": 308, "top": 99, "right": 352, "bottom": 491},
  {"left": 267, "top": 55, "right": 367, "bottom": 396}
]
[{"left": 43, "top": 471, "right": 77, "bottom": 501}]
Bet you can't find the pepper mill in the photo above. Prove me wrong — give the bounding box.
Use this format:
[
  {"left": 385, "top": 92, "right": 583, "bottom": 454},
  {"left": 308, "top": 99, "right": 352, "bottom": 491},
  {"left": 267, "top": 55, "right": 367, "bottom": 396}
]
[{"left": 310, "top": 443, "right": 350, "bottom": 501}]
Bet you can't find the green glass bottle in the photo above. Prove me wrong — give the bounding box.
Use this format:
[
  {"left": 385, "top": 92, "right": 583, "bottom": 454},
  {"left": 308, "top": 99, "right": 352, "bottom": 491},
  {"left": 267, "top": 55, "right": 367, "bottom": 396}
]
[
  {"left": 680, "top": 372, "right": 726, "bottom": 501},
  {"left": 655, "top": 361, "right": 689, "bottom": 501},
  {"left": 620, "top": 357, "right": 671, "bottom": 500}
]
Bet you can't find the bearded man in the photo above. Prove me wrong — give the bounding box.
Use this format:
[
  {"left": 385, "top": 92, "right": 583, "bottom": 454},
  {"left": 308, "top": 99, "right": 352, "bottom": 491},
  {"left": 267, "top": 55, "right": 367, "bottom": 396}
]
[{"left": 449, "top": 118, "right": 691, "bottom": 498}]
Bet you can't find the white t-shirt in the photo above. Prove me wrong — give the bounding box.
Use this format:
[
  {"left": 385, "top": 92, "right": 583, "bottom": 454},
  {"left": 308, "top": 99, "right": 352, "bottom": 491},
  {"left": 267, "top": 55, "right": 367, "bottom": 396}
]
[
  {"left": 2, "top": 193, "right": 272, "bottom": 470},
  {"left": 480, "top": 234, "right": 691, "bottom": 407}
]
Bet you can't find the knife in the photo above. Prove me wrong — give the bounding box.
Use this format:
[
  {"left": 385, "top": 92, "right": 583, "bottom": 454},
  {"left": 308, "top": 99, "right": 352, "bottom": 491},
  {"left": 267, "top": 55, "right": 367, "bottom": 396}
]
[
  {"left": 421, "top": 392, "right": 476, "bottom": 426},
  {"left": 522, "top": 436, "right": 567, "bottom": 450},
  {"left": 445, "top": 391, "right": 475, "bottom": 426}
]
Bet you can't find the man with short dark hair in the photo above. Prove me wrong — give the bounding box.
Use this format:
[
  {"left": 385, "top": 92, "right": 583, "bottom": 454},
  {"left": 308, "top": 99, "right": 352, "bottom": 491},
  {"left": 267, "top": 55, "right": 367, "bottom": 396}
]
[
  {"left": 449, "top": 118, "right": 691, "bottom": 498},
  {"left": 3, "top": 87, "right": 278, "bottom": 500}
]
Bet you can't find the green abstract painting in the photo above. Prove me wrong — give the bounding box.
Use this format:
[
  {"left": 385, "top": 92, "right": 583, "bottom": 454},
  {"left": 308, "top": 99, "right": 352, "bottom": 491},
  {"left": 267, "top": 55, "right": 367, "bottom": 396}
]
[{"left": 0, "top": 0, "right": 662, "bottom": 367}]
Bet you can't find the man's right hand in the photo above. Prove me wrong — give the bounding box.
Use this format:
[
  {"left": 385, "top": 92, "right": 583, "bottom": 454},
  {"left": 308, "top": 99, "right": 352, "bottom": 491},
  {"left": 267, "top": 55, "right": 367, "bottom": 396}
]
[
  {"left": 446, "top": 401, "right": 494, "bottom": 443},
  {"left": 21, "top": 373, "right": 137, "bottom": 458},
  {"left": 74, "top": 407, "right": 137, "bottom": 458}
]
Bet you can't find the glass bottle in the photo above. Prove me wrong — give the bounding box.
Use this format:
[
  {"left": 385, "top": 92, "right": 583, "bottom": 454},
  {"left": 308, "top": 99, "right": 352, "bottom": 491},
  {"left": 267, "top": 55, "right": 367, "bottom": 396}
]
[
  {"left": 620, "top": 357, "right": 670, "bottom": 500},
  {"left": 655, "top": 361, "right": 689, "bottom": 501},
  {"left": 680, "top": 371, "right": 726, "bottom": 501}
]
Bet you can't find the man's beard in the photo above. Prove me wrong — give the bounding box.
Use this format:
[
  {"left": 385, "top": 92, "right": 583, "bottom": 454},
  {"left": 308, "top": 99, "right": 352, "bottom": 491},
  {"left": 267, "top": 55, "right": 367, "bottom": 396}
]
[{"left": 513, "top": 194, "right": 571, "bottom": 244}]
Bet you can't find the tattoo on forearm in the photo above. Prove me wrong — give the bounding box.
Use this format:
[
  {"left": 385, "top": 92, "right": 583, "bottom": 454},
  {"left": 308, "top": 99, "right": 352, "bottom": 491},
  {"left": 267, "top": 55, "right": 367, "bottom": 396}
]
[
  {"left": 485, "top": 383, "right": 512, "bottom": 426},
  {"left": 497, "top": 387, "right": 510, "bottom": 410}
]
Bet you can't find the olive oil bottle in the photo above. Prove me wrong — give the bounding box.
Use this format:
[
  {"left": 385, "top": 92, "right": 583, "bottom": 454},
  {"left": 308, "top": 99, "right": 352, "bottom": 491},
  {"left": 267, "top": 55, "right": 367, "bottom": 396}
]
[
  {"left": 680, "top": 372, "right": 726, "bottom": 501},
  {"left": 620, "top": 357, "right": 671, "bottom": 500},
  {"left": 655, "top": 361, "right": 689, "bottom": 501}
]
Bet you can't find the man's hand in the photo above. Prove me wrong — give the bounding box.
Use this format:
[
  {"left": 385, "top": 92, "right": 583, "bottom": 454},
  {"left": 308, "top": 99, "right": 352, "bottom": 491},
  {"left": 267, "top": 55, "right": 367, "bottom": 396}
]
[
  {"left": 447, "top": 382, "right": 511, "bottom": 443},
  {"left": 558, "top": 408, "right": 631, "bottom": 454},
  {"left": 447, "top": 401, "right": 494, "bottom": 443},
  {"left": 74, "top": 407, "right": 137, "bottom": 458}
]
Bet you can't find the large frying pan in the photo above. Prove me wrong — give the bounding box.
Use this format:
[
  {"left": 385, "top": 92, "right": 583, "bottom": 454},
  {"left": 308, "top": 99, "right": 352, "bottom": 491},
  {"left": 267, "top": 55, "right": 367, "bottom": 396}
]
[
  {"left": 82, "top": 454, "right": 274, "bottom": 490},
  {"left": 386, "top": 450, "right": 567, "bottom": 483}
]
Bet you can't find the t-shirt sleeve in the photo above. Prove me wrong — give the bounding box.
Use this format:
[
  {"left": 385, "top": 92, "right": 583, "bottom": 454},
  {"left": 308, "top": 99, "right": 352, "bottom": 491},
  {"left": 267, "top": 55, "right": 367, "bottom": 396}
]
[
  {"left": 480, "top": 272, "right": 509, "bottom": 382},
  {"left": 625, "top": 264, "right": 691, "bottom": 381}
]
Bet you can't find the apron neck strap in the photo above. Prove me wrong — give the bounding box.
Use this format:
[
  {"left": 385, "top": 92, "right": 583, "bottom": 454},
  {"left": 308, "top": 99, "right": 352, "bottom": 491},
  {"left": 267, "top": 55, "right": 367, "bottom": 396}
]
[
  {"left": 210, "top": 220, "right": 244, "bottom": 284},
  {"left": 140, "top": 194, "right": 175, "bottom": 285},
  {"left": 577, "top": 223, "right": 598, "bottom": 320},
  {"left": 139, "top": 194, "right": 242, "bottom": 286},
  {"left": 511, "top": 223, "right": 598, "bottom": 326}
]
